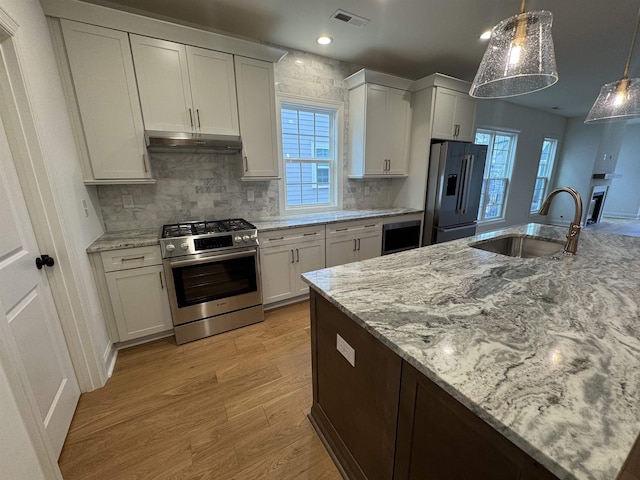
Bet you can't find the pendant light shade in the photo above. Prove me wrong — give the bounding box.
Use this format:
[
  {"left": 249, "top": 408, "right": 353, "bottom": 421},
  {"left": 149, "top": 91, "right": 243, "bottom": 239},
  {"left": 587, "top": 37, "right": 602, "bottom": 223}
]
[
  {"left": 584, "top": 6, "right": 640, "bottom": 123},
  {"left": 470, "top": 9, "right": 558, "bottom": 98}
]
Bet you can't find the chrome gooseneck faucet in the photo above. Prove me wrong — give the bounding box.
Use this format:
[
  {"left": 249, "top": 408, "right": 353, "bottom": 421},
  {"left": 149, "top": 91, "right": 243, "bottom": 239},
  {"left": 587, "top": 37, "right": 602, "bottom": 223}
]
[{"left": 538, "top": 187, "right": 583, "bottom": 255}]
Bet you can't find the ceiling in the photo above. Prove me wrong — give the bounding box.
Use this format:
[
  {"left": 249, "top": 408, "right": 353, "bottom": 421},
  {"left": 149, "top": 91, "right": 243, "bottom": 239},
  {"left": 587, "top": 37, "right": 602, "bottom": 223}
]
[{"left": 79, "top": 0, "right": 640, "bottom": 118}]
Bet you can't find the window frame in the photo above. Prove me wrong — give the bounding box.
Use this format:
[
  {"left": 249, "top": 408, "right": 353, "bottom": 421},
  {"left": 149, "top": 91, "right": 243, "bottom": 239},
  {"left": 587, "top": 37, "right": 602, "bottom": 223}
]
[
  {"left": 530, "top": 137, "right": 558, "bottom": 214},
  {"left": 276, "top": 94, "right": 343, "bottom": 215},
  {"left": 474, "top": 128, "right": 519, "bottom": 223}
]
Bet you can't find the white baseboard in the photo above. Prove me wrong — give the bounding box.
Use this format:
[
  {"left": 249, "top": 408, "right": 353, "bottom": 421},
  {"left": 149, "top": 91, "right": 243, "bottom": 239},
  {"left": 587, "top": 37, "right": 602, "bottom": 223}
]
[
  {"left": 264, "top": 294, "right": 309, "bottom": 311},
  {"left": 103, "top": 342, "right": 117, "bottom": 379}
]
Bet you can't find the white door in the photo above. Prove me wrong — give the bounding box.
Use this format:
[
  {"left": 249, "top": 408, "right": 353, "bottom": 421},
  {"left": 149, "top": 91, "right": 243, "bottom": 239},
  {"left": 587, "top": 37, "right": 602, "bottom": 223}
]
[
  {"left": 0, "top": 115, "right": 80, "bottom": 457},
  {"left": 356, "top": 231, "right": 383, "bottom": 262},
  {"left": 260, "top": 245, "right": 296, "bottom": 304},
  {"left": 326, "top": 234, "right": 357, "bottom": 267},
  {"left": 386, "top": 88, "right": 411, "bottom": 175}
]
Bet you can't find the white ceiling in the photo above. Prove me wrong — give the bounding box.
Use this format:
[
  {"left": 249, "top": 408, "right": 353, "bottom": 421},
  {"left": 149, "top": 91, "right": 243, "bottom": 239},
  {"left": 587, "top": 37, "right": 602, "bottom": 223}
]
[{"left": 79, "top": 0, "right": 640, "bottom": 118}]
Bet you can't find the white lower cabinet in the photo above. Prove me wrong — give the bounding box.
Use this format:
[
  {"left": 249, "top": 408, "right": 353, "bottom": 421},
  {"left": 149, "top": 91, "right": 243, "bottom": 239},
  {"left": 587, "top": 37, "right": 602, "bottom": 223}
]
[
  {"left": 326, "top": 220, "right": 382, "bottom": 267},
  {"left": 259, "top": 226, "right": 326, "bottom": 305},
  {"left": 105, "top": 265, "right": 173, "bottom": 342},
  {"left": 92, "top": 245, "right": 173, "bottom": 343}
]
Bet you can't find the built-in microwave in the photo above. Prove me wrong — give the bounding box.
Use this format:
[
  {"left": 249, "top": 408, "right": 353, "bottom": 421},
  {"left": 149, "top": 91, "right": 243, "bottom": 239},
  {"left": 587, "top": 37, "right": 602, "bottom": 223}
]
[{"left": 381, "top": 220, "right": 421, "bottom": 255}]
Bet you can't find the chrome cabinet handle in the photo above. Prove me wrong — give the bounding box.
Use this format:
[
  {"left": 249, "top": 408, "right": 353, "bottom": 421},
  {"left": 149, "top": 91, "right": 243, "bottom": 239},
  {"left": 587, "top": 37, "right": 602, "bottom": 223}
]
[
  {"left": 357, "top": 238, "right": 361, "bottom": 251},
  {"left": 268, "top": 236, "right": 285, "bottom": 241},
  {"left": 244, "top": 156, "right": 249, "bottom": 172},
  {"left": 454, "top": 124, "right": 460, "bottom": 137},
  {"left": 364, "top": 224, "right": 376, "bottom": 228},
  {"left": 159, "top": 271, "right": 164, "bottom": 289},
  {"left": 353, "top": 239, "right": 357, "bottom": 251},
  {"left": 291, "top": 249, "right": 295, "bottom": 264},
  {"left": 142, "top": 154, "right": 148, "bottom": 173},
  {"left": 296, "top": 248, "right": 299, "bottom": 262},
  {"left": 303, "top": 232, "right": 318, "bottom": 236},
  {"left": 197, "top": 109, "right": 201, "bottom": 129},
  {"left": 336, "top": 227, "right": 348, "bottom": 232},
  {"left": 188, "top": 108, "right": 194, "bottom": 129}
]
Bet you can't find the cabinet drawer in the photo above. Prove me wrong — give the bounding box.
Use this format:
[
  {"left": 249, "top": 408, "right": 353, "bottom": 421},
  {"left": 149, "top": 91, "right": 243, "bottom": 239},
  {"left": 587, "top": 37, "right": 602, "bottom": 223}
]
[
  {"left": 327, "top": 219, "right": 382, "bottom": 237},
  {"left": 259, "top": 225, "right": 325, "bottom": 248},
  {"left": 101, "top": 245, "right": 162, "bottom": 272}
]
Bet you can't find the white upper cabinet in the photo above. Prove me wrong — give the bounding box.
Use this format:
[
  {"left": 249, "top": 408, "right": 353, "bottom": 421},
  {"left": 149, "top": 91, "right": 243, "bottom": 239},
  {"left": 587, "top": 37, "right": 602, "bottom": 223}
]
[
  {"left": 130, "top": 34, "right": 239, "bottom": 135},
  {"left": 234, "top": 56, "right": 279, "bottom": 179},
  {"left": 431, "top": 87, "right": 477, "bottom": 142},
  {"left": 346, "top": 70, "right": 413, "bottom": 178},
  {"left": 60, "top": 20, "right": 151, "bottom": 182},
  {"left": 187, "top": 47, "right": 239, "bottom": 135}
]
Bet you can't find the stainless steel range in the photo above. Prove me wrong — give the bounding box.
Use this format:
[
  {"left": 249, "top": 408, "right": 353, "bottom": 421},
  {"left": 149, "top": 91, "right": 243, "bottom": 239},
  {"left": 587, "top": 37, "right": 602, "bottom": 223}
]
[{"left": 160, "top": 219, "right": 263, "bottom": 345}]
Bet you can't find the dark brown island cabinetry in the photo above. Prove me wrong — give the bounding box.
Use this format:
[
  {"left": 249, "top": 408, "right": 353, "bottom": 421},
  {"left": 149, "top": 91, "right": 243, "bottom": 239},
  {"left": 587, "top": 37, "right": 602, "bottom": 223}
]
[{"left": 309, "top": 291, "right": 560, "bottom": 480}]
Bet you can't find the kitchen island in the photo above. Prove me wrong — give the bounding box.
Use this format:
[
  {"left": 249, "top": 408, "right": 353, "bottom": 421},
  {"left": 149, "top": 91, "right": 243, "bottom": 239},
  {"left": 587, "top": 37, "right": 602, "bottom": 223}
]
[{"left": 302, "top": 224, "right": 640, "bottom": 480}]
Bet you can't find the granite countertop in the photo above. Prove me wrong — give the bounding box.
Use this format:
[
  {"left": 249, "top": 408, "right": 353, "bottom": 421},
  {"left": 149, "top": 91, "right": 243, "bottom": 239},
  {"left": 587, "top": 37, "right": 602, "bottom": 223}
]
[
  {"left": 86, "top": 228, "right": 160, "bottom": 253},
  {"left": 86, "top": 209, "right": 423, "bottom": 253},
  {"left": 302, "top": 223, "right": 640, "bottom": 480},
  {"left": 250, "top": 208, "right": 422, "bottom": 232}
]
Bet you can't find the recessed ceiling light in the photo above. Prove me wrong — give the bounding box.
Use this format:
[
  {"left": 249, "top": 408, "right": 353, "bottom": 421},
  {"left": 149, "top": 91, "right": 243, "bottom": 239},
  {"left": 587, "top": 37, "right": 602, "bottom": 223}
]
[
  {"left": 316, "top": 35, "right": 333, "bottom": 45},
  {"left": 480, "top": 30, "right": 492, "bottom": 40}
]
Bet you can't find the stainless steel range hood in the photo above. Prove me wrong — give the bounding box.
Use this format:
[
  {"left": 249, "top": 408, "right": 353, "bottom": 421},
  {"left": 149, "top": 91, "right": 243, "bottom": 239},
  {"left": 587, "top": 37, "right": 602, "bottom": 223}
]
[{"left": 145, "top": 131, "right": 242, "bottom": 154}]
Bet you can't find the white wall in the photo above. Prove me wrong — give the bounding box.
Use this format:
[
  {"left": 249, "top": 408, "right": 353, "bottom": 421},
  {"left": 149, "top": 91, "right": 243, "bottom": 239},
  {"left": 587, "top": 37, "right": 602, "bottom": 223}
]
[
  {"left": 547, "top": 117, "right": 627, "bottom": 224},
  {"left": 0, "top": 0, "right": 111, "bottom": 388},
  {"left": 603, "top": 123, "right": 640, "bottom": 219},
  {"left": 474, "top": 99, "right": 567, "bottom": 233}
]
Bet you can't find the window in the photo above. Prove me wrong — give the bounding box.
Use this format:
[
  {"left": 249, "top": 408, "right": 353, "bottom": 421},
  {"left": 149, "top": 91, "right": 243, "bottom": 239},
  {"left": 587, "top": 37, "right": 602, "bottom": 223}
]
[
  {"left": 530, "top": 138, "right": 558, "bottom": 212},
  {"left": 475, "top": 129, "right": 518, "bottom": 221},
  {"left": 280, "top": 100, "right": 340, "bottom": 212}
]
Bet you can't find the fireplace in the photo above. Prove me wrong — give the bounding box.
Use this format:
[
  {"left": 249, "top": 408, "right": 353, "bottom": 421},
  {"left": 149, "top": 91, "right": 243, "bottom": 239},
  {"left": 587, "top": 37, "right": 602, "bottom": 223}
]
[{"left": 586, "top": 185, "right": 608, "bottom": 224}]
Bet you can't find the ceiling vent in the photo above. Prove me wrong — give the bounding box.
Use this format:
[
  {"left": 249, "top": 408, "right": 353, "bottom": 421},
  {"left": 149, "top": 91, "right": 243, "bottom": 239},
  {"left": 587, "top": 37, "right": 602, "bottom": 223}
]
[{"left": 331, "top": 9, "right": 370, "bottom": 27}]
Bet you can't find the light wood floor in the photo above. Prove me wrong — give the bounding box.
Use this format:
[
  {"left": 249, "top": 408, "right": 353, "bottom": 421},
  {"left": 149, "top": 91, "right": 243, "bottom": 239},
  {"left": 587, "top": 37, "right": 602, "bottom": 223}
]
[{"left": 58, "top": 301, "right": 341, "bottom": 480}]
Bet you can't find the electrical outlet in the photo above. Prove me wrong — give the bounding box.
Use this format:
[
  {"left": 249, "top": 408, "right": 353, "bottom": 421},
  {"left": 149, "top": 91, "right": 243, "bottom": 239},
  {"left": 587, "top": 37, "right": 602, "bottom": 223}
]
[
  {"left": 247, "top": 190, "right": 255, "bottom": 202},
  {"left": 81, "top": 199, "right": 89, "bottom": 218},
  {"left": 336, "top": 334, "right": 355, "bottom": 367},
  {"left": 122, "top": 194, "right": 134, "bottom": 209}
]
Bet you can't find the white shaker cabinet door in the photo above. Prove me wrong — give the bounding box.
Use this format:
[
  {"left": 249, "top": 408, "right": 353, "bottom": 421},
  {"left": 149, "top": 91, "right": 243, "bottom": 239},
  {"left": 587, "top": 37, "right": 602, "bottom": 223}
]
[
  {"left": 260, "top": 244, "right": 296, "bottom": 304},
  {"left": 326, "top": 234, "right": 358, "bottom": 267},
  {"left": 294, "top": 240, "right": 326, "bottom": 296},
  {"left": 452, "top": 94, "right": 477, "bottom": 142},
  {"left": 235, "top": 56, "right": 279, "bottom": 179},
  {"left": 431, "top": 88, "right": 458, "bottom": 140},
  {"left": 186, "top": 46, "right": 239, "bottom": 135},
  {"left": 356, "top": 230, "right": 383, "bottom": 262},
  {"left": 130, "top": 34, "right": 194, "bottom": 132},
  {"left": 363, "top": 84, "right": 389, "bottom": 175},
  {"left": 105, "top": 265, "right": 173, "bottom": 342},
  {"left": 386, "top": 87, "right": 411, "bottom": 175},
  {"left": 61, "top": 20, "right": 150, "bottom": 180}
]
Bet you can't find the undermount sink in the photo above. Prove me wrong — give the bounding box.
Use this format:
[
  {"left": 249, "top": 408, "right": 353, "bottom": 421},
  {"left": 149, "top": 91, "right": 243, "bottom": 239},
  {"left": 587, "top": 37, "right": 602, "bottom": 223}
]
[{"left": 469, "top": 235, "right": 564, "bottom": 258}]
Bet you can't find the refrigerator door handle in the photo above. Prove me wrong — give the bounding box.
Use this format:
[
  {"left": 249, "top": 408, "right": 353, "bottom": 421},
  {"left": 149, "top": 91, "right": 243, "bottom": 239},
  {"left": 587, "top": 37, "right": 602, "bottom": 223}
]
[
  {"left": 458, "top": 154, "right": 474, "bottom": 215},
  {"left": 456, "top": 156, "right": 467, "bottom": 214}
]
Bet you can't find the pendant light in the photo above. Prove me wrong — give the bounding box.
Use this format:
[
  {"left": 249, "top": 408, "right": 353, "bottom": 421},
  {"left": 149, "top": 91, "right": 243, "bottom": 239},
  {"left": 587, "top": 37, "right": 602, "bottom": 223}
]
[
  {"left": 469, "top": 0, "right": 558, "bottom": 98},
  {"left": 584, "top": 5, "right": 640, "bottom": 123}
]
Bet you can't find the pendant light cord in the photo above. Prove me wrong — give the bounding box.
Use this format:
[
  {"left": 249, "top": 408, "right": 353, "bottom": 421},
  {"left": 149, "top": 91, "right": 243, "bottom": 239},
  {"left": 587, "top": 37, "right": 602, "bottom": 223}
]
[{"left": 622, "top": 5, "right": 640, "bottom": 78}]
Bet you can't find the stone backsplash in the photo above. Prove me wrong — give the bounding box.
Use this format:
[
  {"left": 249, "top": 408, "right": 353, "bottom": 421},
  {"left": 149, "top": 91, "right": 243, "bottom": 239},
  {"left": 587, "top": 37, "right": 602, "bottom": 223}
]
[{"left": 97, "top": 47, "right": 395, "bottom": 231}]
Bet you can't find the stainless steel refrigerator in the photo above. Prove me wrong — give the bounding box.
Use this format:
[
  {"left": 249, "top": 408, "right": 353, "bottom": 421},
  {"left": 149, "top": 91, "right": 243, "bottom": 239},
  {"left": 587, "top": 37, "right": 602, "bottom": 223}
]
[{"left": 422, "top": 141, "right": 487, "bottom": 245}]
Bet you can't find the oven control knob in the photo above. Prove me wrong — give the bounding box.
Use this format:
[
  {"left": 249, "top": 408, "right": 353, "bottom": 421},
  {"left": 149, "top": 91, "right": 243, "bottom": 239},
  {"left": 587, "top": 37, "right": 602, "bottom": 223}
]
[
  {"left": 234, "top": 236, "right": 242, "bottom": 243},
  {"left": 165, "top": 244, "right": 175, "bottom": 252},
  {"left": 250, "top": 234, "right": 257, "bottom": 240},
  {"left": 242, "top": 235, "right": 250, "bottom": 243},
  {"left": 180, "top": 242, "right": 189, "bottom": 250}
]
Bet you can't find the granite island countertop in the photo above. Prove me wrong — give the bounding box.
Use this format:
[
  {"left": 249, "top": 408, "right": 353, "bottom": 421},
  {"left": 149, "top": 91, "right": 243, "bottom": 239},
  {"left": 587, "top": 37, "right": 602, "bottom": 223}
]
[
  {"left": 86, "top": 208, "right": 423, "bottom": 253},
  {"left": 302, "top": 223, "right": 640, "bottom": 480}
]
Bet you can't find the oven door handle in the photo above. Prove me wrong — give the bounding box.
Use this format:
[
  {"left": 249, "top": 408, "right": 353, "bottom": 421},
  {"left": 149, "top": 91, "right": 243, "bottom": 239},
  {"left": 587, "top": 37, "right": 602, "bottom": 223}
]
[{"left": 167, "top": 249, "right": 257, "bottom": 268}]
